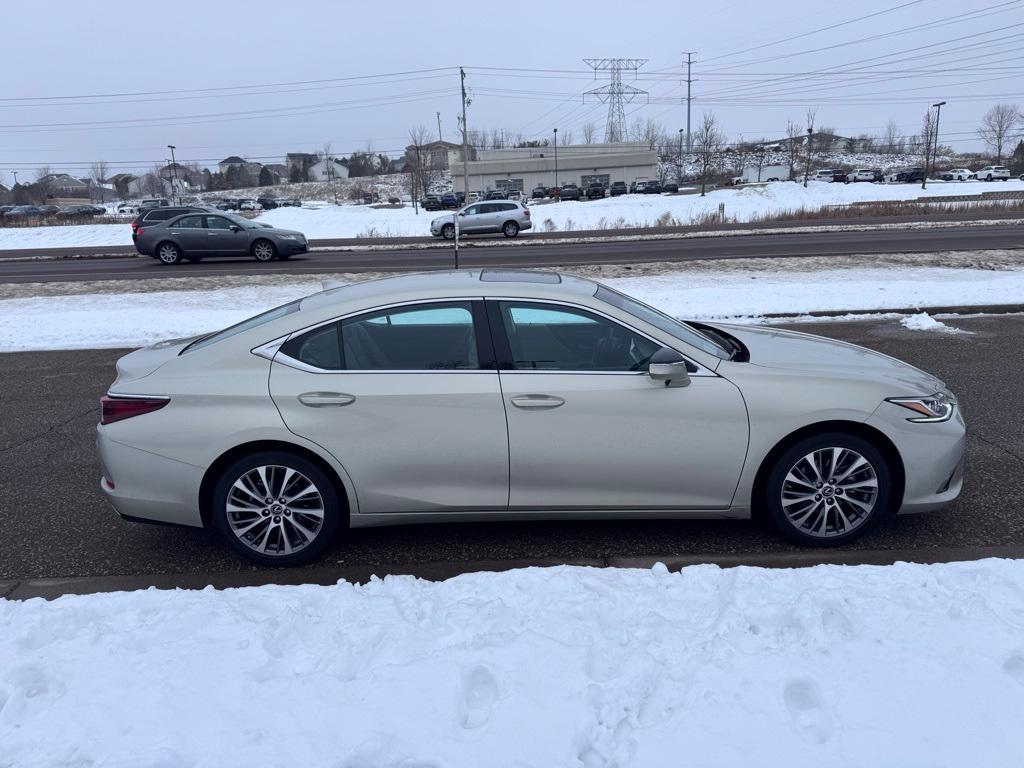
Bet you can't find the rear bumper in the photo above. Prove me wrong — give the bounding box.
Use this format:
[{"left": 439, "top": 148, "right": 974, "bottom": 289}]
[{"left": 97, "top": 429, "right": 204, "bottom": 527}]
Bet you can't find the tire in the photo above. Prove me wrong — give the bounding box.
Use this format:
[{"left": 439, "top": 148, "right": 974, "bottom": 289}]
[
  {"left": 502, "top": 221, "right": 520, "bottom": 238},
  {"left": 212, "top": 450, "right": 342, "bottom": 567},
  {"left": 251, "top": 239, "right": 277, "bottom": 262},
  {"left": 155, "top": 242, "right": 182, "bottom": 265},
  {"left": 441, "top": 223, "right": 455, "bottom": 240},
  {"left": 986, "top": 174, "right": 993, "bottom": 181},
  {"left": 764, "top": 432, "right": 892, "bottom": 547}
]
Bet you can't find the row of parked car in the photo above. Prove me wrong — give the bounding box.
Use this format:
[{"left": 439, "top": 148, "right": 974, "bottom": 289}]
[
  {"left": 0, "top": 203, "right": 107, "bottom": 221},
  {"left": 808, "top": 165, "right": 1017, "bottom": 184}
]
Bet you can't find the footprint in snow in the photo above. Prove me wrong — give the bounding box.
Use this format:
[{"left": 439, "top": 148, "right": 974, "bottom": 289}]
[
  {"left": 457, "top": 665, "right": 500, "bottom": 729},
  {"left": 783, "top": 678, "right": 832, "bottom": 745},
  {"left": 1004, "top": 654, "right": 1024, "bottom": 687}
]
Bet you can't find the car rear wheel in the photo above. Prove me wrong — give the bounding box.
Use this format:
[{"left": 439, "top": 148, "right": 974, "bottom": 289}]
[
  {"left": 764, "top": 432, "right": 891, "bottom": 547},
  {"left": 252, "top": 239, "right": 277, "bottom": 262},
  {"left": 212, "top": 451, "right": 341, "bottom": 566},
  {"left": 502, "top": 221, "right": 520, "bottom": 238},
  {"left": 441, "top": 223, "right": 455, "bottom": 240},
  {"left": 156, "top": 242, "right": 181, "bottom": 265}
]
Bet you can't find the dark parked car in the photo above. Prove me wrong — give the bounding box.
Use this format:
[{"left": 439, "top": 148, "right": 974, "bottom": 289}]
[
  {"left": 256, "top": 197, "right": 278, "bottom": 210},
  {"left": 276, "top": 198, "right": 302, "bottom": 208},
  {"left": 559, "top": 184, "right": 581, "bottom": 201},
  {"left": 531, "top": 186, "right": 548, "bottom": 199},
  {"left": 831, "top": 171, "right": 849, "bottom": 183},
  {"left": 422, "top": 195, "right": 443, "bottom": 211},
  {"left": 663, "top": 182, "right": 679, "bottom": 193},
  {"left": 486, "top": 190, "right": 508, "bottom": 200},
  {"left": 895, "top": 167, "right": 926, "bottom": 183},
  {"left": 441, "top": 193, "right": 461, "bottom": 208},
  {"left": 547, "top": 186, "right": 561, "bottom": 198},
  {"left": 641, "top": 181, "right": 663, "bottom": 194},
  {"left": 134, "top": 212, "right": 307, "bottom": 265},
  {"left": 585, "top": 182, "right": 606, "bottom": 200},
  {"left": 609, "top": 181, "right": 627, "bottom": 196},
  {"left": 56, "top": 204, "right": 101, "bottom": 218},
  {"left": 3, "top": 205, "right": 42, "bottom": 218},
  {"left": 38, "top": 205, "right": 61, "bottom": 215}
]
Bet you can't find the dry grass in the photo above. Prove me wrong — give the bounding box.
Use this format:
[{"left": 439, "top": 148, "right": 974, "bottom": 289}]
[{"left": 747, "top": 198, "right": 1024, "bottom": 224}]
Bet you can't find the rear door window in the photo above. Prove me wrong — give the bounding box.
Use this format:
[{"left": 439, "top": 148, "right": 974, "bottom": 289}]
[
  {"left": 342, "top": 302, "right": 479, "bottom": 370},
  {"left": 170, "top": 215, "right": 204, "bottom": 229}
]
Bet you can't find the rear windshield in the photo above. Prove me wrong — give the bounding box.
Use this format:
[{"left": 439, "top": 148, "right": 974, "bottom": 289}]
[{"left": 182, "top": 299, "right": 303, "bottom": 354}]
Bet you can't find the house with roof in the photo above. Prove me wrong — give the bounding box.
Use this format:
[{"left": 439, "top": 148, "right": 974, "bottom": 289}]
[
  {"left": 217, "top": 156, "right": 247, "bottom": 174},
  {"left": 38, "top": 173, "right": 90, "bottom": 198},
  {"left": 307, "top": 157, "right": 350, "bottom": 182}
]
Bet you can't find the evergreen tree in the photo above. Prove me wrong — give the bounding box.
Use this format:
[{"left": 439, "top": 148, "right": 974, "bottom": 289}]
[{"left": 258, "top": 166, "right": 273, "bottom": 186}]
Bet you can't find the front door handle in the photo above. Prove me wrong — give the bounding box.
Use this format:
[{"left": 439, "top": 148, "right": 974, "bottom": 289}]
[
  {"left": 298, "top": 391, "right": 355, "bottom": 407},
  {"left": 510, "top": 394, "right": 565, "bottom": 409}
]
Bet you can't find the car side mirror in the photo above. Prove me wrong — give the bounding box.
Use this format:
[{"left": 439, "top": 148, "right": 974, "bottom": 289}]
[
  {"left": 229, "top": 224, "right": 241, "bottom": 232},
  {"left": 648, "top": 347, "right": 694, "bottom": 388}
]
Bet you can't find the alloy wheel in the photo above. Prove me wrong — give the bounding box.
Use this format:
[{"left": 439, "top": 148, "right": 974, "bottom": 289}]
[
  {"left": 225, "top": 465, "right": 325, "bottom": 557},
  {"left": 780, "top": 447, "right": 879, "bottom": 539},
  {"left": 157, "top": 244, "right": 180, "bottom": 264},
  {"left": 253, "top": 241, "right": 276, "bottom": 261}
]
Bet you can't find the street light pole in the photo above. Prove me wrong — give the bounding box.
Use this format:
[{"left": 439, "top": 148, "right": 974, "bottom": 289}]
[
  {"left": 167, "top": 144, "right": 179, "bottom": 204},
  {"left": 678, "top": 128, "right": 684, "bottom": 183},
  {"left": 12, "top": 170, "right": 18, "bottom": 186},
  {"left": 553, "top": 128, "right": 558, "bottom": 193},
  {"left": 922, "top": 101, "right": 946, "bottom": 191}
]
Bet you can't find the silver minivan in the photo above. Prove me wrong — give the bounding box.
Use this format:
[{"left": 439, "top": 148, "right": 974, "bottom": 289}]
[{"left": 431, "top": 201, "right": 532, "bottom": 239}]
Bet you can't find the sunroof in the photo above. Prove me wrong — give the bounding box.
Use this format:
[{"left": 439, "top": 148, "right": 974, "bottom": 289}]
[{"left": 479, "top": 270, "right": 561, "bottom": 284}]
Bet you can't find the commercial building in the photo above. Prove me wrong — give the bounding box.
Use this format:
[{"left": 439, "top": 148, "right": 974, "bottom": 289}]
[{"left": 449, "top": 142, "right": 658, "bottom": 194}]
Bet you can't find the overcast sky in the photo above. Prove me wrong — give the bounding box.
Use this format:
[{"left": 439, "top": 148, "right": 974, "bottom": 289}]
[{"left": 1, "top": 0, "right": 1021, "bottom": 181}]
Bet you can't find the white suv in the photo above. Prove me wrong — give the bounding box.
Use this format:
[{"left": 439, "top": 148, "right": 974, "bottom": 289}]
[
  {"left": 850, "top": 169, "right": 879, "bottom": 182},
  {"left": 813, "top": 169, "right": 837, "bottom": 181},
  {"left": 975, "top": 165, "right": 1010, "bottom": 181}
]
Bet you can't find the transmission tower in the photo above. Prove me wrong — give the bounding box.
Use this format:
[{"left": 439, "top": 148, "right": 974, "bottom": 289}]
[{"left": 583, "top": 58, "right": 648, "bottom": 143}]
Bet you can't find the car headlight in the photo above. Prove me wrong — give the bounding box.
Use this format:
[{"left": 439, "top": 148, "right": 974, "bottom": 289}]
[
  {"left": 278, "top": 234, "right": 299, "bottom": 241},
  {"left": 886, "top": 392, "right": 956, "bottom": 422}
]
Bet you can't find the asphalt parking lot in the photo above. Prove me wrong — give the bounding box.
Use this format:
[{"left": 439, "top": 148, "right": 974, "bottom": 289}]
[{"left": 2, "top": 313, "right": 1023, "bottom": 592}]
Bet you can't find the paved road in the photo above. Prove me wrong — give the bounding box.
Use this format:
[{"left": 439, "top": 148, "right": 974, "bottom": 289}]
[
  {"left": 1, "top": 223, "right": 1022, "bottom": 284},
  {"left": 1, "top": 314, "right": 1022, "bottom": 590}
]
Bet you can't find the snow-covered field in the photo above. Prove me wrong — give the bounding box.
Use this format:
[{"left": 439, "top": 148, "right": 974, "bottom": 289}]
[
  {"left": 1, "top": 178, "right": 1022, "bottom": 251},
  {"left": 1, "top": 258, "right": 1019, "bottom": 351},
  {"left": 2, "top": 559, "right": 1022, "bottom": 766}
]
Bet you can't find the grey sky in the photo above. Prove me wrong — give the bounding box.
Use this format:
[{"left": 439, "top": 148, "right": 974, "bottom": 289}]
[{"left": 1, "top": 0, "right": 1021, "bottom": 180}]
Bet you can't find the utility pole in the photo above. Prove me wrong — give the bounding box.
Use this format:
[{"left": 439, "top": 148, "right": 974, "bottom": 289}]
[
  {"left": 683, "top": 52, "right": 696, "bottom": 152},
  {"left": 678, "top": 128, "right": 684, "bottom": 183},
  {"left": 167, "top": 144, "right": 179, "bottom": 204},
  {"left": 12, "top": 171, "right": 18, "bottom": 186},
  {"left": 459, "top": 67, "right": 470, "bottom": 198},
  {"left": 436, "top": 112, "right": 443, "bottom": 142},
  {"left": 553, "top": 128, "right": 558, "bottom": 189},
  {"left": 803, "top": 127, "right": 813, "bottom": 188},
  {"left": 922, "top": 101, "right": 946, "bottom": 191}
]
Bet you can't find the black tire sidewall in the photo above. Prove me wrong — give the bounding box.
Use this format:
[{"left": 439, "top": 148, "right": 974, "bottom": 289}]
[
  {"left": 503, "top": 222, "right": 519, "bottom": 237},
  {"left": 765, "top": 432, "right": 892, "bottom": 547},
  {"left": 212, "top": 451, "right": 341, "bottom": 566},
  {"left": 442, "top": 223, "right": 455, "bottom": 240}
]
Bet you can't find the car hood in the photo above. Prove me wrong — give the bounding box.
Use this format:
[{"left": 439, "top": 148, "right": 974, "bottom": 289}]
[
  {"left": 710, "top": 323, "right": 945, "bottom": 393},
  {"left": 264, "top": 227, "right": 303, "bottom": 237}
]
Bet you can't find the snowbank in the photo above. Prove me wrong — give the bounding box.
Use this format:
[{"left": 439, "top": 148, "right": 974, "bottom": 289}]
[
  {"left": 1, "top": 178, "right": 1022, "bottom": 250},
  {"left": 2, "top": 264, "right": 1021, "bottom": 351},
  {"left": 900, "top": 312, "right": 965, "bottom": 333},
  {"left": 1, "top": 560, "right": 1022, "bottom": 766}
]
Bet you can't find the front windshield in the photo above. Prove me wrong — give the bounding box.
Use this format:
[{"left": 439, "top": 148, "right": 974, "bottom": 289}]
[{"left": 594, "top": 284, "right": 730, "bottom": 360}]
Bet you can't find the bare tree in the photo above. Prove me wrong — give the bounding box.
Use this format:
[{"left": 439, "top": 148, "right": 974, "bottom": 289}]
[
  {"left": 784, "top": 120, "right": 803, "bottom": 181},
  {"left": 694, "top": 112, "right": 725, "bottom": 196},
  {"left": 561, "top": 128, "right": 574, "bottom": 146},
  {"left": 407, "top": 125, "right": 432, "bottom": 198},
  {"left": 883, "top": 119, "right": 900, "bottom": 153},
  {"left": 920, "top": 109, "right": 937, "bottom": 188},
  {"left": 582, "top": 122, "right": 597, "bottom": 144},
  {"left": 729, "top": 137, "right": 751, "bottom": 181},
  {"left": 751, "top": 139, "right": 769, "bottom": 182},
  {"left": 977, "top": 103, "right": 1022, "bottom": 163},
  {"left": 802, "top": 108, "right": 817, "bottom": 188},
  {"left": 89, "top": 160, "right": 109, "bottom": 203}
]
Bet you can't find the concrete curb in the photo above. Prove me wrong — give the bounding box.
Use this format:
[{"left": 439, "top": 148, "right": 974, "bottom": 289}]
[{"left": 6, "top": 546, "right": 1024, "bottom": 600}]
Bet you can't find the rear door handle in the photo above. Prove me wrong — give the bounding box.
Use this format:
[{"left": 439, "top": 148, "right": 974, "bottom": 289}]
[
  {"left": 298, "top": 391, "right": 355, "bottom": 407},
  {"left": 510, "top": 394, "right": 565, "bottom": 409}
]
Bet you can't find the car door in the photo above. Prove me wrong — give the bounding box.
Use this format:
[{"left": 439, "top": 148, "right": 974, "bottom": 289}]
[
  {"left": 269, "top": 300, "right": 509, "bottom": 514},
  {"left": 165, "top": 214, "right": 209, "bottom": 254},
  {"left": 489, "top": 299, "right": 749, "bottom": 510},
  {"left": 458, "top": 204, "right": 487, "bottom": 233},
  {"left": 204, "top": 215, "right": 250, "bottom": 255}
]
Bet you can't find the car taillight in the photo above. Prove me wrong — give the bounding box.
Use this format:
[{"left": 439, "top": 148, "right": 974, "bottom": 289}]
[
  {"left": 523, "top": 208, "right": 530, "bottom": 216},
  {"left": 100, "top": 395, "right": 169, "bottom": 425},
  {"left": 135, "top": 227, "right": 144, "bottom": 236}
]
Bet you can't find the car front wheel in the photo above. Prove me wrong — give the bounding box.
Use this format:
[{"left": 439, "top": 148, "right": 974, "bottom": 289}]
[
  {"left": 212, "top": 451, "right": 341, "bottom": 566},
  {"left": 252, "top": 239, "right": 277, "bottom": 262},
  {"left": 764, "top": 432, "right": 892, "bottom": 546},
  {"left": 441, "top": 223, "right": 455, "bottom": 240},
  {"left": 502, "top": 221, "right": 520, "bottom": 237}
]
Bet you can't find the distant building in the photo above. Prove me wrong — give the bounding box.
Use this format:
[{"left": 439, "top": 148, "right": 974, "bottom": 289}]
[
  {"left": 449, "top": 142, "right": 657, "bottom": 194},
  {"left": 217, "top": 155, "right": 247, "bottom": 174},
  {"left": 285, "top": 153, "right": 320, "bottom": 182},
  {"left": 37, "top": 173, "right": 90, "bottom": 198},
  {"left": 404, "top": 140, "right": 463, "bottom": 171},
  {"left": 307, "top": 157, "right": 350, "bottom": 182}
]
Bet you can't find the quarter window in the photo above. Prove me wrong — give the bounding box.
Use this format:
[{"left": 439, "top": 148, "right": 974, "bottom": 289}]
[{"left": 498, "top": 301, "right": 660, "bottom": 372}]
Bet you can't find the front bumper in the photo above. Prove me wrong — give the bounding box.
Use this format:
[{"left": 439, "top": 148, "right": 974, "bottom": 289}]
[
  {"left": 867, "top": 400, "right": 967, "bottom": 514},
  {"left": 98, "top": 428, "right": 204, "bottom": 527}
]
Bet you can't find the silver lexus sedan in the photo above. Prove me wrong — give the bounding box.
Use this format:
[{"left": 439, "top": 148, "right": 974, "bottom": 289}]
[{"left": 98, "top": 270, "right": 965, "bottom": 566}]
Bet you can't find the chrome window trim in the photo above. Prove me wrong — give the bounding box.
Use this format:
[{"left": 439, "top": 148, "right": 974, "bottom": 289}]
[
  {"left": 254, "top": 295, "right": 716, "bottom": 377},
  {"left": 490, "top": 297, "right": 718, "bottom": 378}
]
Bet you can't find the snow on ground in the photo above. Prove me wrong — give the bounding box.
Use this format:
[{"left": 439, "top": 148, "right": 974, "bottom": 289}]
[
  {"left": 2, "top": 260, "right": 1020, "bottom": 352},
  {"left": 900, "top": 312, "right": 966, "bottom": 333},
  {"left": 1, "top": 178, "right": 1022, "bottom": 250},
  {"left": 1, "top": 560, "right": 1022, "bottom": 766}
]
